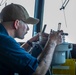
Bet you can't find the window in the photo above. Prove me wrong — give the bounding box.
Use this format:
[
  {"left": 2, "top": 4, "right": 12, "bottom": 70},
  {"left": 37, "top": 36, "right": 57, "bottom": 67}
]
[
  {"left": 0, "top": 0, "right": 76, "bottom": 43},
  {"left": 43, "top": 0, "right": 76, "bottom": 43}
]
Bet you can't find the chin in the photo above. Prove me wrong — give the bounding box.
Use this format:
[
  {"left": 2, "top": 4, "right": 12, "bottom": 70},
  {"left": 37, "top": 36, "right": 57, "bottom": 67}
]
[
  {"left": 21, "top": 37, "right": 24, "bottom": 39},
  {"left": 18, "top": 36, "right": 24, "bottom": 39}
]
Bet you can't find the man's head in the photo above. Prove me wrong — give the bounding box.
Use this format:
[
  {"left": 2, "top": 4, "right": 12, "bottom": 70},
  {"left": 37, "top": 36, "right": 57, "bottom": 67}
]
[
  {"left": 1, "top": 3, "right": 39, "bottom": 39},
  {"left": 1, "top": 3, "right": 39, "bottom": 24}
]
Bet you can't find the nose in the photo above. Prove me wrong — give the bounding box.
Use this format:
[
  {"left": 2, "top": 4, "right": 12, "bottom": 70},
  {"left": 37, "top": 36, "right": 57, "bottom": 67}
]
[
  {"left": 27, "top": 26, "right": 29, "bottom": 31},
  {"left": 26, "top": 24, "right": 29, "bottom": 31}
]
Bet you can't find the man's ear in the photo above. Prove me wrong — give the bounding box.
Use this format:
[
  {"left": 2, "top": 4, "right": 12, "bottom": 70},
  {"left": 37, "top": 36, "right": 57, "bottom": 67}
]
[{"left": 13, "top": 20, "right": 19, "bottom": 29}]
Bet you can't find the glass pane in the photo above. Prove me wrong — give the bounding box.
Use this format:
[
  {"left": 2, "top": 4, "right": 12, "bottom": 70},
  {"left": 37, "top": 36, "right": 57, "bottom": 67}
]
[{"left": 43, "top": 0, "right": 76, "bottom": 43}]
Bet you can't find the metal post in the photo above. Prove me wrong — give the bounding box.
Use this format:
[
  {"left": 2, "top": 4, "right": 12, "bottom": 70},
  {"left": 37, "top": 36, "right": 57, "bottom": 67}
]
[{"left": 32, "top": 0, "right": 45, "bottom": 36}]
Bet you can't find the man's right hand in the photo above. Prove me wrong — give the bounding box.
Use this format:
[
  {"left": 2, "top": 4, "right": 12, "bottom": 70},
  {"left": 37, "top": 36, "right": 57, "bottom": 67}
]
[{"left": 48, "top": 29, "right": 63, "bottom": 46}]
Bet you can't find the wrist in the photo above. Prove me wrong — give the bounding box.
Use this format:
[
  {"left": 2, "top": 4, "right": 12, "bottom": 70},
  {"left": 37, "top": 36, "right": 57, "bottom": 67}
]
[{"left": 27, "top": 41, "right": 33, "bottom": 47}]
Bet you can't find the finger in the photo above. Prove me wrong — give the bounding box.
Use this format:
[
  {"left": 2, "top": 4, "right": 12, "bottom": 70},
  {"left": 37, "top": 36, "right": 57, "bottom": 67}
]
[
  {"left": 50, "top": 29, "right": 55, "bottom": 34},
  {"left": 57, "top": 30, "right": 63, "bottom": 35}
]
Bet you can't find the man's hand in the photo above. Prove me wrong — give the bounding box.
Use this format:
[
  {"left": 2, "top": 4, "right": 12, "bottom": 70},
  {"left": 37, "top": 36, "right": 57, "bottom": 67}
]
[{"left": 48, "top": 29, "right": 63, "bottom": 46}]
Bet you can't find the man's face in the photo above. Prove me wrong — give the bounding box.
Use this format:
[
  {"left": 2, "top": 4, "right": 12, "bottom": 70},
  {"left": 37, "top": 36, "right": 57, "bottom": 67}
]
[{"left": 16, "top": 20, "right": 29, "bottom": 39}]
